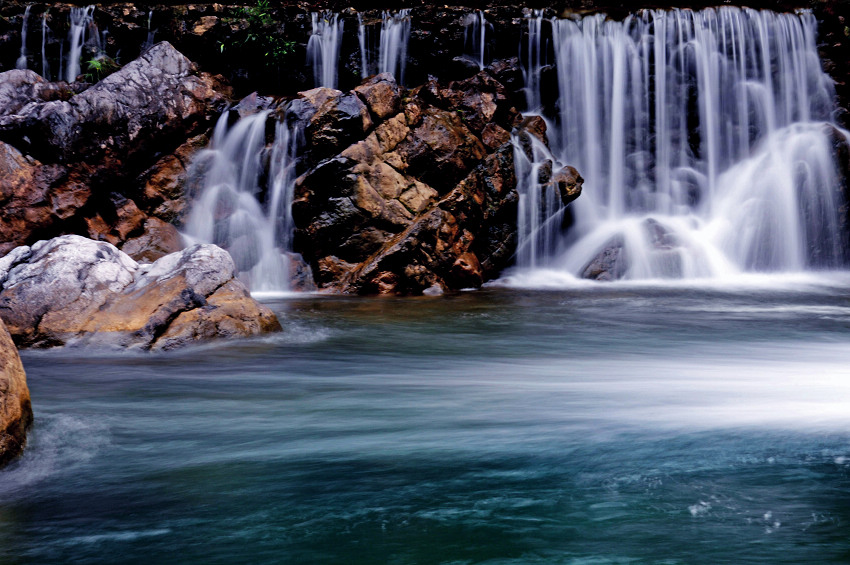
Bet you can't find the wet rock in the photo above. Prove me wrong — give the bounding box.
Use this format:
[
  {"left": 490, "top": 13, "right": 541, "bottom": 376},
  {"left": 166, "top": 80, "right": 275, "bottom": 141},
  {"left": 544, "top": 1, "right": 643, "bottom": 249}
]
[
  {"left": 0, "top": 235, "right": 280, "bottom": 350},
  {"left": 0, "top": 317, "right": 32, "bottom": 469},
  {"left": 291, "top": 87, "right": 373, "bottom": 162},
  {"left": 581, "top": 236, "right": 628, "bottom": 281},
  {"left": 354, "top": 73, "right": 401, "bottom": 120},
  {"left": 547, "top": 165, "right": 583, "bottom": 205}
]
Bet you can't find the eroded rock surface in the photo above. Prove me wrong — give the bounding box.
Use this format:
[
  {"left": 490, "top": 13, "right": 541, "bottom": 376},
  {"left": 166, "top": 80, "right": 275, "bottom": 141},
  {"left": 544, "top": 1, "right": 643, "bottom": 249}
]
[{"left": 0, "top": 235, "right": 280, "bottom": 350}]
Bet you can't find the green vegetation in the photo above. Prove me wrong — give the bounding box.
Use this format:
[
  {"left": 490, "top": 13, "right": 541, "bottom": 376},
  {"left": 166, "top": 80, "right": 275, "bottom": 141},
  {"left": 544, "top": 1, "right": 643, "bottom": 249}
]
[
  {"left": 85, "top": 55, "right": 121, "bottom": 83},
  {"left": 219, "top": 1, "right": 296, "bottom": 68}
]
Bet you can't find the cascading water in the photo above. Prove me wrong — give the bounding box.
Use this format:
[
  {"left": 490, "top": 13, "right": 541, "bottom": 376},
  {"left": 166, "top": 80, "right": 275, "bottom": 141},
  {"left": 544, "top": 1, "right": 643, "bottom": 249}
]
[
  {"left": 358, "top": 10, "right": 412, "bottom": 83},
  {"left": 513, "top": 7, "right": 849, "bottom": 282},
  {"left": 41, "top": 11, "right": 50, "bottom": 79},
  {"left": 184, "top": 112, "right": 300, "bottom": 292},
  {"left": 142, "top": 10, "right": 155, "bottom": 52},
  {"left": 521, "top": 10, "right": 546, "bottom": 112},
  {"left": 64, "top": 5, "right": 96, "bottom": 82},
  {"left": 379, "top": 9, "right": 411, "bottom": 83},
  {"left": 16, "top": 5, "right": 31, "bottom": 70},
  {"left": 307, "top": 12, "right": 344, "bottom": 89},
  {"left": 463, "top": 10, "right": 489, "bottom": 70}
]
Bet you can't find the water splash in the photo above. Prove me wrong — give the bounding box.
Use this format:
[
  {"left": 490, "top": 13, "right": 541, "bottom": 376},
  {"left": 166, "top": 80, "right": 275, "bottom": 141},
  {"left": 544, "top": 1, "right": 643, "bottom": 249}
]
[
  {"left": 184, "top": 111, "right": 301, "bottom": 292},
  {"left": 15, "top": 5, "right": 31, "bottom": 70},
  {"left": 513, "top": 8, "right": 848, "bottom": 282},
  {"left": 307, "top": 11, "right": 344, "bottom": 89}
]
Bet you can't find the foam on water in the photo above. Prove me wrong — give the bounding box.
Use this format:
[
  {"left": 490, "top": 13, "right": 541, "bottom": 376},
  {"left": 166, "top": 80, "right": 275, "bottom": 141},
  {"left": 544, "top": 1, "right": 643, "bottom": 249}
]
[{"left": 0, "top": 414, "right": 110, "bottom": 496}]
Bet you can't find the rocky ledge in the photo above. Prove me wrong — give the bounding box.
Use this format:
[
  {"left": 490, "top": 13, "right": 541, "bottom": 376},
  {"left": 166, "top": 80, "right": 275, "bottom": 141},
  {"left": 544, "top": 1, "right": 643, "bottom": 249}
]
[
  {"left": 0, "top": 235, "right": 281, "bottom": 350},
  {"left": 0, "top": 317, "right": 31, "bottom": 468}
]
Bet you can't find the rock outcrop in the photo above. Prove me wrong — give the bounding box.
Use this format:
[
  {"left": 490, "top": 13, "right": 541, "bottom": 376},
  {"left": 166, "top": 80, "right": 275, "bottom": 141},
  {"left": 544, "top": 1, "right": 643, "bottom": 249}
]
[
  {"left": 290, "top": 70, "right": 529, "bottom": 294},
  {"left": 0, "top": 235, "right": 281, "bottom": 350},
  {"left": 0, "top": 317, "right": 32, "bottom": 468},
  {"left": 0, "top": 42, "right": 227, "bottom": 258}
]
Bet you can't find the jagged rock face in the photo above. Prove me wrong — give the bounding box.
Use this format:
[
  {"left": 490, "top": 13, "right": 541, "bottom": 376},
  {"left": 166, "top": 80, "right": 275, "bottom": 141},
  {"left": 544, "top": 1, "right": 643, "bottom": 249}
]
[
  {"left": 292, "top": 69, "right": 525, "bottom": 294},
  {"left": 0, "top": 317, "right": 32, "bottom": 468},
  {"left": 0, "top": 42, "right": 227, "bottom": 259},
  {"left": 0, "top": 235, "right": 281, "bottom": 350}
]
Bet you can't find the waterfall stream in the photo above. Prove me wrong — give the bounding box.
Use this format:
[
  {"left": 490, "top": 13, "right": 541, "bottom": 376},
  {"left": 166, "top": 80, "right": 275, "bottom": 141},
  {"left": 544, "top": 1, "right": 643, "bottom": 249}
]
[
  {"left": 359, "top": 10, "right": 412, "bottom": 83},
  {"left": 15, "top": 5, "right": 31, "bottom": 70},
  {"left": 307, "top": 11, "right": 343, "bottom": 89},
  {"left": 512, "top": 7, "right": 849, "bottom": 283},
  {"left": 184, "top": 111, "right": 300, "bottom": 292},
  {"left": 463, "top": 10, "right": 489, "bottom": 70},
  {"left": 63, "top": 5, "right": 96, "bottom": 83}
]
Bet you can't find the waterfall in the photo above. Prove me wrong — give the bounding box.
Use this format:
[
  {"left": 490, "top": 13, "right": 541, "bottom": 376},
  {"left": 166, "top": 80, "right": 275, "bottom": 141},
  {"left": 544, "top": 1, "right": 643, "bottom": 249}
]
[
  {"left": 16, "top": 5, "right": 31, "bottom": 70},
  {"left": 307, "top": 12, "right": 344, "bottom": 89},
  {"left": 522, "top": 10, "right": 546, "bottom": 112},
  {"left": 513, "top": 132, "right": 567, "bottom": 269},
  {"left": 514, "top": 7, "right": 848, "bottom": 281},
  {"left": 463, "top": 10, "right": 489, "bottom": 70},
  {"left": 64, "top": 5, "right": 96, "bottom": 82},
  {"left": 41, "top": 10, "right": 50, "bottom": 79},
  {"left": 142, "top": 10, "right": 155, "bottom": 52},
  {"left": 184, "top": 112, "right": 300, "bottom": 292}
]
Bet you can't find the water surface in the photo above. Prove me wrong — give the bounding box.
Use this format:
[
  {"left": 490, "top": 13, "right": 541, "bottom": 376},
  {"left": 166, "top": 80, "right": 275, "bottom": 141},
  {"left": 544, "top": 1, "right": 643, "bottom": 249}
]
[{"left": 2, "top": 282, "right": 850, "bottom": 564}]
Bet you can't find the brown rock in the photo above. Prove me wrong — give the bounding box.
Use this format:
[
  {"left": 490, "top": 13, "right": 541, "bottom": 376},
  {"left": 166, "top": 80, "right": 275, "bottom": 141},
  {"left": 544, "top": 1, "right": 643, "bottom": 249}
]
[
  {"left": 354, "top": 73, "right": 401, "bottom": 121},
  {"left": 151, "top": 280, "right": 281, "bottom": 351},
  {"left": 481, "top": 123, "right": 511, "bottom": 151},
  {"left": 121, "top": 218, "right": 184, "bottom": 263},
  {"left": 0, "top": 317, "right": 32, "bottom": 468},
  {"left": 399, "top": 108, "right": 488, "bottom": 193}
]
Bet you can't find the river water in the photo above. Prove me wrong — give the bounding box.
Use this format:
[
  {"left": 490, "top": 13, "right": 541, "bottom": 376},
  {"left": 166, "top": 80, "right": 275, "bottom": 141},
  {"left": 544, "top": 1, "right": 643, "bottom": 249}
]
[{"left": 2, "top": 278, "right": 850, "bottom": 564}]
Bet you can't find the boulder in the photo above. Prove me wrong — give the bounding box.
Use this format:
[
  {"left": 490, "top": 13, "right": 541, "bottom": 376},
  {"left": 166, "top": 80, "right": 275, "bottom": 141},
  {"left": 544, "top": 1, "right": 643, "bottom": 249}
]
[
  {"left": 289, "top": 87, "right": 373, "bottom": 162},
  {"left": 0, "top": 43, "right": 224, "bottom": 258},
  {"left": 0, "top": 317, "right": 32, "bottom": 468},
  {"left": 354, "top": 73, "right": 401, "bottom": 120},
  {"left": 0, "top": 42, "right": 226, "bottom": 164},
  {"left": 0, "top": 235, "right": 280, "bottom": 350},
  {"left": 291, "top": 69, "right": 551, "bottom": 294}
]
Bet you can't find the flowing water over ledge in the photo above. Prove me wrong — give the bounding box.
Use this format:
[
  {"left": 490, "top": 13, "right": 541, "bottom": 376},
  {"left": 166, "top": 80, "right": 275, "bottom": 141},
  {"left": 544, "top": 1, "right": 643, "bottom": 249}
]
[{"left": 1, "top": 284, "right": 850, "bottom": 564}]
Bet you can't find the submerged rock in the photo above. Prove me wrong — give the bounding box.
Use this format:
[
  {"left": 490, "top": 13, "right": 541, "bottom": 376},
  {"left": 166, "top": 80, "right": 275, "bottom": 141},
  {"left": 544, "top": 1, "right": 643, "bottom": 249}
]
[
  {"left": 0, "top": 317, "right": 32, "bottom": 468},
  {"left": 0, "top": 235, "right": 280, "bottom": 350}
]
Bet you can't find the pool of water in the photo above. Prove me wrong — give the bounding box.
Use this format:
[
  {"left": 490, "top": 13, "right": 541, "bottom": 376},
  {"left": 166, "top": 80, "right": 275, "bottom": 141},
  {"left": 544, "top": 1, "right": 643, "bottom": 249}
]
[{"left": 2, "top": 279, "right": 850, "bottom": 564}]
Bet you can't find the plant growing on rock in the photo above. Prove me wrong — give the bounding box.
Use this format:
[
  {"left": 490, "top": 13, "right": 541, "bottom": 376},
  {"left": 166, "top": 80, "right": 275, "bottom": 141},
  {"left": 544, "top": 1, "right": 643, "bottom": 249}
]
[{"left": 85, "top": 55, "right": 120, "bottom": 83}]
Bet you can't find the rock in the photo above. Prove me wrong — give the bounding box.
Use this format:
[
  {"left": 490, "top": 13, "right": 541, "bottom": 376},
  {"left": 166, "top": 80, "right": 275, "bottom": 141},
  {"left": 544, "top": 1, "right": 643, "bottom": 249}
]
[
  {"left": 121, "top": 218, "right": 184, "bottom": 263},
  {"left": 581, "top": 236, "right": 628, "bottom": 281},
  {"left": 0, "top": 235, "right": 280, "bottom": 350},
  {"left": 398, "top": 108, "right": 487, "bottom": 193},
  {"left": 548, "top": 165, "right": 583, "bottom": 205},
  {"left": 354, "top": 73, "right": 401, "bottom": 120},
  {"left": 0, "top": 317, "right": 32, "bottom": 468},
  {"left": 0, "top": 42, "right": 226, "bottom": 165},
  {"left": 292, "top": 68, "right": 538, "bottom": 294},
  {"left": 291, "top": 87, "right": 373, "bottom": 162}
]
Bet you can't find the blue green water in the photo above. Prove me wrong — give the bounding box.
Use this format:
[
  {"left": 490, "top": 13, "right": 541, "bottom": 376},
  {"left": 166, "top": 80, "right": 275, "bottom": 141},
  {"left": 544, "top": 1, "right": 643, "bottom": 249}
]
[{"left": 2, "top": 279, "right": 850, "bottom": 564}]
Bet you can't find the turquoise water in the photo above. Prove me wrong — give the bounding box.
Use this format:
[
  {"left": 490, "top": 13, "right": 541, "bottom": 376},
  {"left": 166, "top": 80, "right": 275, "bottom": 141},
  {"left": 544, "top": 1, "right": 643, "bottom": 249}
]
[{"left": 2, "top": 280, "right": 850, "bottom": 564}]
